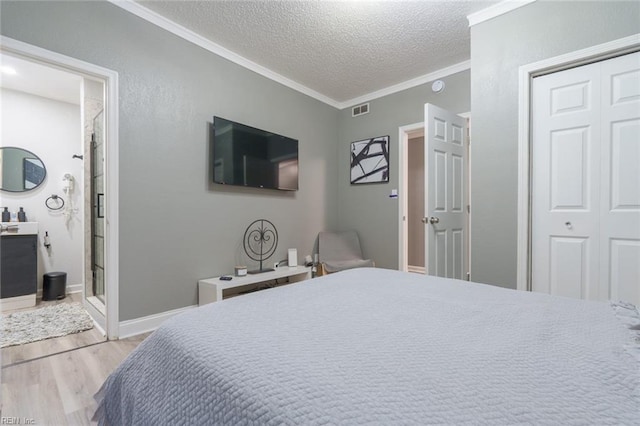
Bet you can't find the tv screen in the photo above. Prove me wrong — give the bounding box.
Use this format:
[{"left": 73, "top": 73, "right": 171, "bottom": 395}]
[{"left": 212, "top": 117, "right": 299, "bottom": 191}]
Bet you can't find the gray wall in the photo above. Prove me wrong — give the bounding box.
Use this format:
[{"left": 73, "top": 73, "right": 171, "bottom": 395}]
[
  {"left": 1, "top": 1, "right": 339, "bottom": 320},
  {"left": 470, "top": 0, "right": 640, "bottom": 288},
  {"left": 337, "top": 70, "right": 470, "bottom": 270}
]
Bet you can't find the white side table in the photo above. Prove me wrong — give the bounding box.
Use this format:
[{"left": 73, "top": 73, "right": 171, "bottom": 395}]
[{"left": 198, "top": 266, "right": 311, "bottom": 305}]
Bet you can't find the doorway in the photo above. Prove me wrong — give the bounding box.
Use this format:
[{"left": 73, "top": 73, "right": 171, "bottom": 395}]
[
  {"left": 406, "top": 129, "right": 426, "bottom": 274},
  {"left": 399, "top": 122, "right": 425, "bottom": 273},
  {"left": 398, "top": 109, "right": 470, "bottom": 277},
  {"left": 1, "top": 36, "right": 120, "bottom": 340}
]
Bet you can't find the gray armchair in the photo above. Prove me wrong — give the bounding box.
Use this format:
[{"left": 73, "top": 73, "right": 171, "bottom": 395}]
[{"left": 317, "top": 230, "right": 374, "bottom": 275}]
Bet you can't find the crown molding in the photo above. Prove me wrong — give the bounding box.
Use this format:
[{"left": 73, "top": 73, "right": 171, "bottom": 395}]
[
  {"left": 337, "top": 60, "right": 470, "bottom": 110},
  {"left": 110, "top": 0, "right": 471, "bottom": 111},
  {"left": 108, "top": 0, "right": 341, "bottom": 108},
  {"left": 467, "top": 0, "right": 536, "bottom": 27}
]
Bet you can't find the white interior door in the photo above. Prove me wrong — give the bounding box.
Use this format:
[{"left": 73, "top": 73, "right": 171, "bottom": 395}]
[
  {"left": 424, "top": 104, "right": 468, "bottom": 279},
  {"left": 532, "top": 51, "right": 640, "bottom": 304}
]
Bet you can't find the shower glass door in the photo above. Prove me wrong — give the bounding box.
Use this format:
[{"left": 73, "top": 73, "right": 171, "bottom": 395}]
[{"left": 91, "top": 111, "right": 105, "bottom": 303}]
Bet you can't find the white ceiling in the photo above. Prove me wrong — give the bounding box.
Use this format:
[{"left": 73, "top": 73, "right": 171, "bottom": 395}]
[
  {"left": 136, "top": 0, "right": 500, "bottom": 106},
  {"left": 0, "top": 53, "right": 82, "bottom": 105}
]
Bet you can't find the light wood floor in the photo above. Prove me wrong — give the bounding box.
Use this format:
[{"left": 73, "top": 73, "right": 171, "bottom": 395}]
[
  {"left": 1, "top": 332, "right": 149, "bottom": 425},
  {"left": 2, "top": 293, "right": 106, "bottom": 367}
]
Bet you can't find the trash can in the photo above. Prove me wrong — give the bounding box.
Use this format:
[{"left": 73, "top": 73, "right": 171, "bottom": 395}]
[{"left": 43, "top": 272, "right": 67, "bottom": 300}]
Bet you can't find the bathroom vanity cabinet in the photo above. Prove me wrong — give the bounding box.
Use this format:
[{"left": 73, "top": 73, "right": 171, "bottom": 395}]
[{"left": 1, "top": 234, "right": 37, "bottom": 308}]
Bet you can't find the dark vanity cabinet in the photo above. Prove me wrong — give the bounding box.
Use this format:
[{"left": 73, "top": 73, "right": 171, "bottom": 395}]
[{"left": 1, "top": 235, "right": 37, "bottom": 298}]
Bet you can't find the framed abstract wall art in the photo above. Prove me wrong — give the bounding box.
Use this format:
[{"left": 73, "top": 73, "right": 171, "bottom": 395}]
[{"left": 350, "top": 135, "right": 389, "bottom": 184}]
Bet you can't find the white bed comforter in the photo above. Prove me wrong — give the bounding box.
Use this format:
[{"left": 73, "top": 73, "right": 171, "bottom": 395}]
[{"left": 95, "top": 268, "right": 639, "bottom": 425}]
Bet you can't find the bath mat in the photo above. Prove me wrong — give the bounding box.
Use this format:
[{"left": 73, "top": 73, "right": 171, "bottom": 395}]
[{"left": 1, "top": 302, "right": 94, "bottom": 348}]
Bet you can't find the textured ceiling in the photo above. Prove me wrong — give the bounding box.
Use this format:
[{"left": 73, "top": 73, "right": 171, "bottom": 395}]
[{"left": 137, "top": 0, "right": 498, "bottom": 104}]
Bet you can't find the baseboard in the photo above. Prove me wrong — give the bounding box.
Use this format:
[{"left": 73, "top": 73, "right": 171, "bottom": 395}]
[
  {"left": 0, "top": 294, "right": 36, "bottom": 311},
  {"left": 118, "top": 304, "right": 198, "bottom": 339},
  {"left": 67, "top": 283, "right": 83, "bottom": 294},
  {"left": 407, "top": 265, "right": 426, "bottom": 274},
  {"left": 36, "top": 283, "right": 83, "bottom": 299}
]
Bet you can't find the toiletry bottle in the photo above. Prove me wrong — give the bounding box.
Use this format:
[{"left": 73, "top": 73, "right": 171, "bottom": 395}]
[
  {"left": 17, "top": 207, "right": 26, "bottom": 222},
  {"left": 1, "top": 207, "right": 9, "bottom": 222}
]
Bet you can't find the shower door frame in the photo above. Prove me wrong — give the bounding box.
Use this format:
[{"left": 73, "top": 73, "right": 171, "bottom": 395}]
[{"left": 0, "top": 36, "right": 121, "bottom": 339}]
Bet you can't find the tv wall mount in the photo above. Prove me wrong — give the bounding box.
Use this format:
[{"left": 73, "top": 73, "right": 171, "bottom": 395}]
[{"left": 243, "top": 219, "right": 278, "bottom": 274}]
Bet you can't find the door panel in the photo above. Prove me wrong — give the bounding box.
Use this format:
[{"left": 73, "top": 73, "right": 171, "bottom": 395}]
[
  {"left": 550, "top": 81, "right": 591, "bottom": 114},
  {"left": 452, "top": 123, "right": 464, "bottom": 145},
  {"left": 609, "top": 239, "right": 640, "bottom": 303},
  {"left": 424, "top": 104, "right": 467, "bottom": 280},
  {"left": 610, "top": 119, "right": 639, "bottom": 209},
  {"left": 452, "top": 154, "right": 464, "bottom": 212},
  {"left": 452, "top": 229, "right": 464, "bottom": 280},
  {"left": 549, "top": 236, "right": 589, "bottom": 299},
  {"left": 533, "top": 51, "right": 640, "bottom": 305},
  {"left": 550, "top": 127, "right": 590, "bottom": 210},
  {"left": 434, "top": 150, "right": 447, "bottom": 211},
  {"left": 434, "top": 230, "right": 447, "bottom": 277},
  {"left": 611, "top": 69, "right": 640, "bottom": 104}
]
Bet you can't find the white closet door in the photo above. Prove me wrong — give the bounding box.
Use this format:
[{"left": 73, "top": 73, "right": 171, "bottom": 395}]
[
  {"left": 532, "top": 52, "right": 640, "bottom": 304},
  {"left": 599, "top": 53, "right": 640, "bottom": 304}
]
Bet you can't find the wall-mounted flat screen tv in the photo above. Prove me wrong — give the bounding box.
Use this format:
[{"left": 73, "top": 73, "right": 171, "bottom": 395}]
[{"left": 212, "top": 116, "right": 299, "bottom": 191}]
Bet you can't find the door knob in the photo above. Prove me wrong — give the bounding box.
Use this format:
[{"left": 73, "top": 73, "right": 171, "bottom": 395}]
[{"left": 422, "top": 217, "right": 440, "bottom": 224}]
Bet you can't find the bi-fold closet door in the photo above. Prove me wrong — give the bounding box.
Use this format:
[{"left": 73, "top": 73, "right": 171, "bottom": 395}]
[{"left": 531, "top": 52, "right": 640, "bottom": 305}]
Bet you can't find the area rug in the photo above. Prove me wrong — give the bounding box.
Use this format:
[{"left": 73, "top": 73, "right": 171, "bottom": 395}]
[{"left": 1, "top": 302, "right": 94, "bottom": 348}]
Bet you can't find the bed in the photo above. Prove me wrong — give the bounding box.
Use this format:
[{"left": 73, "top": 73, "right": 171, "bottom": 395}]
[{"left": 94, "top": 268, "right": 639, "bottom": 425}]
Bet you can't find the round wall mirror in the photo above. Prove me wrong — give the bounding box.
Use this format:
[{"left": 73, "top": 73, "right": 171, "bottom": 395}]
[{"left": 0, "top": 147, "right": 47, "bottom": 192}]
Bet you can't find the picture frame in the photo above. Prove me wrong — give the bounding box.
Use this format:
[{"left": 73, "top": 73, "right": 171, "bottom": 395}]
[{"left": 350, "top": 135, "right": 389, "bottom": 184}]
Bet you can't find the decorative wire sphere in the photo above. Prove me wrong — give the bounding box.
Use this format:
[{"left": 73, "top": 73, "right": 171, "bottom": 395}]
[{"left": 243, "top": 219, "right": 278, "bottom": 264}]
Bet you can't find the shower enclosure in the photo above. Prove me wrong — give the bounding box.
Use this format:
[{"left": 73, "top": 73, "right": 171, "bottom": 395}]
[
  {"left": 90, "top": 110, "right": 105, "bottom": 303},
  {"left": 83, "top": 75, "right": 106, "bottom": 314}
]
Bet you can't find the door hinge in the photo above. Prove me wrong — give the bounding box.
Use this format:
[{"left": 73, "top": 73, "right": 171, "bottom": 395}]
[
  {"left": 466, "top": 272, "right": 470, "bottom": 281},
  {"left": 467, "top": 205, "right": 470, "bottom": 213}
]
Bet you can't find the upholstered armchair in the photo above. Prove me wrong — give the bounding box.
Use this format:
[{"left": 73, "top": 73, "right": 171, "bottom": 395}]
[{"left": 317, "top": 230, "right": 374, "bottom": 276}]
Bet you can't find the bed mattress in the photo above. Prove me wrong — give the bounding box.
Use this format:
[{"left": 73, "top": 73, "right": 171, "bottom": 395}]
[{"left": 95, "top": 268, "right": 639, "bottom": 425}]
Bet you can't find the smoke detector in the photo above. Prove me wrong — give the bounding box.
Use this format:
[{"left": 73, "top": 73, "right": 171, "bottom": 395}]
[{"left": 431, "top": 80, "right": 445, "bottom": 93}]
